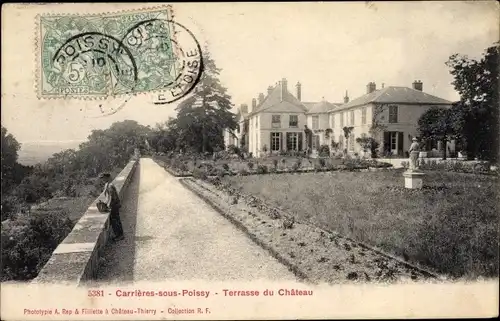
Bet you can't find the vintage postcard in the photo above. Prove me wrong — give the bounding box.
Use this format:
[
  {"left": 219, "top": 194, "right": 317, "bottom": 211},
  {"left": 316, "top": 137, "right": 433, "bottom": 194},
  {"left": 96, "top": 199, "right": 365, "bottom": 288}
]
[{"left": 1, "top": 2, "right": 499, "bottom": 320}]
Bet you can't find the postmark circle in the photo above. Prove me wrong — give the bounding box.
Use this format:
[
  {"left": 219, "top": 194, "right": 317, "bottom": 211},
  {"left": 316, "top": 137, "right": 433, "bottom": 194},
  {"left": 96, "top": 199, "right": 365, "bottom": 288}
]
[
  {"left": 120, "top": 19, "right": 203, "bottom": 103},
  {"left": 51, "top": 32, "right": 138, "bottom": 96}
]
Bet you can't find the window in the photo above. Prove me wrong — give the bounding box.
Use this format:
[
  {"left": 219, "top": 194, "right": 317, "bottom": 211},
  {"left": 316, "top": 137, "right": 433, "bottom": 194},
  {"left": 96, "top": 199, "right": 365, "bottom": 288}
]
[
  {"left": 390, "top": 132, "right": 397, "bottom": 151},
  {"left": 271, "top": 132, "right": 281, "bottom": 151},
  {"left": 289, "top": 115, "right": 298, "bottom": 128},
  {"left": 350, "top": 111, "right": 355, "bottom": 125},
  {"left": 312, "top": 116, "right": 319, "bottom": 130},
  {"left": 272, "top": 115, "right": 281, "bottom": 128},
  {"left": 389, "top": 105, "right": 398, "bottom": 123},
  {"left": 362, "top": 107, "right": 367, "bottom": 125},
  {"left": 340, "top": 112, "right": 344, "bottom": 128},
  {"left": 287, "top": 132, "right": 299, "bottom": 151}
]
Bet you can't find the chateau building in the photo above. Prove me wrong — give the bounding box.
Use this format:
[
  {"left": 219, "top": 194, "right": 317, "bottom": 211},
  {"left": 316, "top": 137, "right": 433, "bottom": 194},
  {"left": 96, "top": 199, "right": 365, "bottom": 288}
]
[{"left": 224, "top": 78, "right": 454, "bottom": 158}]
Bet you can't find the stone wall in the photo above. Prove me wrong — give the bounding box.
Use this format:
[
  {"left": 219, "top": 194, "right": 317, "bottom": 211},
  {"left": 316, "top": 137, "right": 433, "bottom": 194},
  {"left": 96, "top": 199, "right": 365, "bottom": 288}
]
[{"left": 32, "top": 158, "right": 139, "bottom": 285}]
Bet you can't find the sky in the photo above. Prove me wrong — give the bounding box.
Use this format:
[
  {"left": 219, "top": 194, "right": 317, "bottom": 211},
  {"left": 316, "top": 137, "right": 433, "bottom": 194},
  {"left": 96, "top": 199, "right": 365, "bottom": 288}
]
[{"left": 1, "top": 1, "right": 498, "bottom": 143}]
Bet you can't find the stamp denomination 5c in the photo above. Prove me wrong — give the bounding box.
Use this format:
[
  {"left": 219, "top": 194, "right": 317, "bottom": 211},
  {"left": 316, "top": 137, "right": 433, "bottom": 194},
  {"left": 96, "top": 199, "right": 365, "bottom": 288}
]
[{"left": 37, "top": 6, "right": 202, "bottom": 101}]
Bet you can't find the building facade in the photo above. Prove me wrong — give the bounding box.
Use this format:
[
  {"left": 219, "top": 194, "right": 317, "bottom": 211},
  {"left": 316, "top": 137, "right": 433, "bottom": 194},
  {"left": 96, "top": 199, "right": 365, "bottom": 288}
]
[
  {"left": 328, "top": 81, "right": 454, "bottom": 157},
  {"left": 224, "top": 78, "right": 342, "bottom": 157},
  {"left": 224, "top": 79, "right": 455, "bottom": 158}
]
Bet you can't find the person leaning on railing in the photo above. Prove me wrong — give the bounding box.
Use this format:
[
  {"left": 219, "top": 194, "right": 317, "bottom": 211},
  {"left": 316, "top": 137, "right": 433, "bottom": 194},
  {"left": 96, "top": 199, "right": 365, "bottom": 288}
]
[{"left": 99, "top": 172, "right": 124, "bottom": 241}]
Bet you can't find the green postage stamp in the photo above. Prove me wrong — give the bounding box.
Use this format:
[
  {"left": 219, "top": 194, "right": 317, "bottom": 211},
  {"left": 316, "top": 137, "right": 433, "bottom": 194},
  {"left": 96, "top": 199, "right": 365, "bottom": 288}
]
[{"left": 37, "top": 6, "right": 202, "bottom": 102}]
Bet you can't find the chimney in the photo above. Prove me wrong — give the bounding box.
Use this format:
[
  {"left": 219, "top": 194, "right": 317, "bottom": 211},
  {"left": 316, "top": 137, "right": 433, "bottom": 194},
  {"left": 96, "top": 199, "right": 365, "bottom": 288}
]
[
  {"left": 240, "top": 104, "right": 248, "bottom": 114},
  {"left": 344, "top": 90, "right": 349, "bottom": 103},
  {"left": 258, "top": 93, "right": 265, "bottom": 104},
  {"left": 366, "top": 82, "right": 376, "bottom": 94},
  {"left": 412, "top": 80, "right": 423, "bottom": 91},
  {"left": 251, "top": 98, "right": 257, "bottom": 110},
  {"left": 296, "top": 82, "right": 302, "bottom": 101},
  {"left": 267, "top": 86, "right": 273, "bottom": 96},
  {"left": 281, "top": 78, "right": 287, "bottom": 101}
]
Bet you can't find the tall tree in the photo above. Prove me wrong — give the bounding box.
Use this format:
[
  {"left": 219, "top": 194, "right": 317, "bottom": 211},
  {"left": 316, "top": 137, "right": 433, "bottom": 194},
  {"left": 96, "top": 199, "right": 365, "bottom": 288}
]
[
  {"left": 445, "top": 43, "right": 499, "bottom": 161},
  {"left": 174, "top": 47, "right": 237, "bottom": 153},
  {"left": 418, "top": 107, "right": 453, "bottom": 160}
]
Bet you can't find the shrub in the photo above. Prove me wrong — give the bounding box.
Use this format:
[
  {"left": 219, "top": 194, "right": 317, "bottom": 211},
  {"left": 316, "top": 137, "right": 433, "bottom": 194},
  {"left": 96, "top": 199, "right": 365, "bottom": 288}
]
[
  {"left": 227, "top": 144, "right": 241, "bottom": 156},
  {"left": 319, "top": 158, "right": 326, "bottom": 168},
  {"left": 273, "top": 159, "right": 278, "bottom": 169},
  {"left": 473, "top": 162, "right": 490, "bottom": 173},
  {"left": 222, "top": 163, "right": 230, "bottom": 171},
  {"left": 313, "top": 162, "right": 323, "bottom": 171},
  {"left": 325, "top": 162, "right": 336, "bottom": 171},
  {"left": 401, "top": 161, "right": 409, "bottom": 169},
  {"left": 291, "top": 158, "right": 302, "bottom": 172},
  {"left": 318, "top": 145, "right": 330, "bottom": 157},
  {"left": 247, "top": 161, "right": 255, "bottom": 170},
  {"left": 215, "top": 167, "right": 227, "bottom": 179},
  {"left": 256, "top": 165, "right": 269, "bottom": 174},
  {"left": 1, "top": 210, "right": 73, "bottom": 281},
  {"left": 238, "top": 168, "right": 249, "bottom": 176},
  {"left": 192, "top": 167, "right": 208, "bottom": 180},
  {"left": 178, "top": 161, "right": 189, "bottom": 173}
]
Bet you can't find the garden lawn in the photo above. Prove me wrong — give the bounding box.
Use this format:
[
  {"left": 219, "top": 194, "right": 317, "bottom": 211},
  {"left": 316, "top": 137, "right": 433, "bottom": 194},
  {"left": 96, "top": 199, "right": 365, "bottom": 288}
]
[{"left": 223, "top": 169, "right": 499, "bottom": 279}]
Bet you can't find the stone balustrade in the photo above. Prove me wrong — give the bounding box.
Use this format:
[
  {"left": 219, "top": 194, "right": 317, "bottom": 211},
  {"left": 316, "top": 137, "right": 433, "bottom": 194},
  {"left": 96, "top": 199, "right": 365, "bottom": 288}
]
[{"left": 32, "top": 158, "right": 139, "bottom": 286}]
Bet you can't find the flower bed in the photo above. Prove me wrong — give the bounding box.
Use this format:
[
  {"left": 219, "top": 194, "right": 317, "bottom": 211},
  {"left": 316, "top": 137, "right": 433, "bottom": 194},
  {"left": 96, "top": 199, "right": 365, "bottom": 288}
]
[
  {"left": 401, "top": 159, "right": 498, "bottom": 176},
  {"left": 152, "top": 154, "right": 393, "bottom": 178},
  {"left": 179, "top": 177, "right": 440, "bottom": 284},
  {"left": 152, "top": 157, "right": 193, "bottom": 177}
]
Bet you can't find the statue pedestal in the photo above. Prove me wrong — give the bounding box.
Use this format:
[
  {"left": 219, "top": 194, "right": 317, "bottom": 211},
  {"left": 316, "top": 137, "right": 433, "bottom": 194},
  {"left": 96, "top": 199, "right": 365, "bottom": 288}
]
[{"left": 403, "top": 170, "right": 425, "bottom": 189}]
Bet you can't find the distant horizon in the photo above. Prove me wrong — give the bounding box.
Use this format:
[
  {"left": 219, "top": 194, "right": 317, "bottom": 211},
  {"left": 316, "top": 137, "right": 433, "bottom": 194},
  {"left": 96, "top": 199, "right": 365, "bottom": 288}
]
[{"left": 19, "top": 139, "right": 87, "bottom": 144}]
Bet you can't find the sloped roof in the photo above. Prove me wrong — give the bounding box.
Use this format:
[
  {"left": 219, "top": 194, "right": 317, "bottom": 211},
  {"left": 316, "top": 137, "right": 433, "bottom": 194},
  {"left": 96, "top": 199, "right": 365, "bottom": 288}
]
[
  {"left": 336, "top": 86, "right": 452, "bottom": 111},
  {"left": 302, "top": 102, "right": 317, "bottom": 110},
  {"left": 306, "top": 101, "right": 341, "bottom": 114},
  {"left": 248, "top": 84, "right": 308, "bottom": 116}
]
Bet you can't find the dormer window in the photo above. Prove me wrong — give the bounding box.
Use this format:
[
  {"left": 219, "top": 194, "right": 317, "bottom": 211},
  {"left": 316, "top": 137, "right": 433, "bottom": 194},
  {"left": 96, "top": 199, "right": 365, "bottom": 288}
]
[{"left": 289, "top": 115, "right": 298, "bottom": 128}]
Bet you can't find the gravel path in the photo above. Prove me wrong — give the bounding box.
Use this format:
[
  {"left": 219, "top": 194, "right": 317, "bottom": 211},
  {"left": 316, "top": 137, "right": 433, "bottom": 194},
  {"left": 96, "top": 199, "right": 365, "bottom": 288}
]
[{"left": 94, "top": 158, "right": 296, "bottom": 284}]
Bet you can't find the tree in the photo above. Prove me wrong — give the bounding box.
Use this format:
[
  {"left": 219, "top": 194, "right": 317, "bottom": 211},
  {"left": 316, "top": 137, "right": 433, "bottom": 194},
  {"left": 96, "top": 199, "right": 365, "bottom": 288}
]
[
  {"left": 369, "top": 104, "right": 389, "bottom": 157},
  {"left": 76, "top": 120, "right": 151, "bottom": 175},
  {"left": 356, "top": 133, "right": 379, "bottom": 158},
  {"left": 1, "top": 126, "right": 21, "bottom": 193},
  {"left": 342, "top": 126, "right": 354, "bottom": 154},
  {"left": 418, "top": 107, "right": 454, "bottom": 160},
  {"left": 445, "top": 43, "right": 499, "bottom": 161},
  {"left": 174, "top": 48, "right": 236, "bottom": 153}
]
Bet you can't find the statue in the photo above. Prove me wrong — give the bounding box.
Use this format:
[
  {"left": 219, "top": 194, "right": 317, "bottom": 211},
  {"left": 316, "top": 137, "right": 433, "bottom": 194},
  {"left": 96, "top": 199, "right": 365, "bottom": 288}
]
[{"left": 408, "top": 137, "right": 420, "bottom": 171}]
